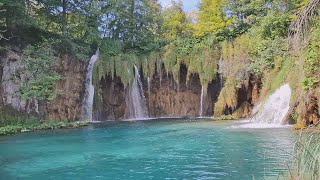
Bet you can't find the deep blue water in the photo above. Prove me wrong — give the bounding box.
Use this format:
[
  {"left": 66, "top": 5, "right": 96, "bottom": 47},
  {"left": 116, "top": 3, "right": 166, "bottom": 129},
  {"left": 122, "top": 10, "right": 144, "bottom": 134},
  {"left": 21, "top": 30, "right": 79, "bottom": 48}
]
[{"left": 0, "top": 119, "right": 295, "bottom": 180}]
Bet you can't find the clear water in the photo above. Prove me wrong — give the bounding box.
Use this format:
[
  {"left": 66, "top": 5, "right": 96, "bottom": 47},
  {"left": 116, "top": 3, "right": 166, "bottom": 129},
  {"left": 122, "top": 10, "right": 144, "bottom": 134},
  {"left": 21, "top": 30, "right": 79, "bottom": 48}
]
[{"left": 0, "top": 119, "right": 295, "bottom": 180}]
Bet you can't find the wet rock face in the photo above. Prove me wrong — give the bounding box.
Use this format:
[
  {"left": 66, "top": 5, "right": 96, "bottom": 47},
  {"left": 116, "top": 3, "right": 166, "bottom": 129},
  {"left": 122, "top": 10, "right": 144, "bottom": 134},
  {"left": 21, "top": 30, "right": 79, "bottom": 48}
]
[
  {"left": 97, "top": 75, "right": 127, "bottom": 120},
  {"left": 46, "top": 54, "right": 86, "bottom": 120},
  {"left": 98, "top": 64, "right": 219, "bottom": 120},
  {"left": 300, "top": 93, "right": 319, "bottom": 126},
  {"left": 148, "top": 64, "right": 218, "bottom": 117},
  {"left": 0, "top": 49, "right": 86, "bottom": 121}
]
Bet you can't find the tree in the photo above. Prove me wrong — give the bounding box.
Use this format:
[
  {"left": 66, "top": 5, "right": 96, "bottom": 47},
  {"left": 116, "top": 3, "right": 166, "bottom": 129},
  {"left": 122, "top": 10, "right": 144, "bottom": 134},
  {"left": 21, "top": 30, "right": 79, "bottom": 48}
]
[
  {"left": 162, "top": 0, "right": 190, "bottom": 41},
  {"left": 19, "top": 40, "right": 61, "bottom": 101},
  {"left": 100, "top": 0, "right": 161, "bottom": 52},
  {"left": 0, "top": 3, "right": 6, "bottom": 40},
  {"left": 193, "top": 0, "right": 231, "bottom": 38}
]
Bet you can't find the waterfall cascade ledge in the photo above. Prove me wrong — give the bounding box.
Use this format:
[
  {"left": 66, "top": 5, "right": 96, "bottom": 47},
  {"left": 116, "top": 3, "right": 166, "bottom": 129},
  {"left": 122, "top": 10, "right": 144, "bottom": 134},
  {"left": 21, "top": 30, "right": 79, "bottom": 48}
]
[
  {"left": 82, "top": 49, "right": 99, "bottom": 121},
  {"left": 236, "top": 83, "right": 292, "bottom": 128}
]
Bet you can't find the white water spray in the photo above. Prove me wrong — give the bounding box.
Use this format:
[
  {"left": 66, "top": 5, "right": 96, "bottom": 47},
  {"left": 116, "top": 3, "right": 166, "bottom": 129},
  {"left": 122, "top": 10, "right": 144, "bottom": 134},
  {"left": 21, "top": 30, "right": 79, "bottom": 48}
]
[
  {"left": 82, "top": 49, "right": 99, "bottom": 121},
  {"left": 128, "top": 65, "right": 148, "bottom": 119},
  {"left": 199, "top": 86, "right": 204, "bottom": 117},
  {"left": 240, "top": 84, "right": 291, "bottom": 128}
]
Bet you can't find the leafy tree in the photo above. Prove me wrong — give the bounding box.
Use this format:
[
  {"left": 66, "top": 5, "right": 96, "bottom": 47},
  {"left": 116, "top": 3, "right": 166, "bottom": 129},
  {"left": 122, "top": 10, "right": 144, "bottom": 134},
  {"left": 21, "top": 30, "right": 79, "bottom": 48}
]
[
  {"left": 162, "top": 1, "right": 189, "bottom": 41},
  {"left": 19, "top": 40, "right": 61, "bottom": 101},
  {"left": 0, "top": 3, "right": 6, "bottom": 40},
  {"left": 193, "top": 0, "right": 232, "bottom": 38}
]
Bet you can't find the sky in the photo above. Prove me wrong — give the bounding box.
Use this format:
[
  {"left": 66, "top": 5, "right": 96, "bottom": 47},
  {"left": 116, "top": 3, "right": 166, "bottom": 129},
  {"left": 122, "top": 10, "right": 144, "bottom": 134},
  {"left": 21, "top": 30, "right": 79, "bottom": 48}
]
[{"left": 159, "top": 0, "right": 200, "bottom": 11}]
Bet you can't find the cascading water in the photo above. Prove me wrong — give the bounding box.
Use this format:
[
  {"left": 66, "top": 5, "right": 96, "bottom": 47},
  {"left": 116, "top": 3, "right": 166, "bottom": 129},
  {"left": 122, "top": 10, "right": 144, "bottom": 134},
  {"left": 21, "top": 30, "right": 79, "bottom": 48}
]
[
  {"left": 241, "top": 84, "right": 291, "bottom": 128},
  {"left": 128, "top": 65, "right": 148, "bottom": 119},
  {"left": 199, "top": 86, "right": 204, "bottom": 117},
  {"left": 82, "top": 49, "right": 99, "bottom": 121},
  {"left": 147, "top": 76, "right": 151, "bottom": 116},
  {"left": 218, "top": 56, "right": 223, "bottom": 86}
]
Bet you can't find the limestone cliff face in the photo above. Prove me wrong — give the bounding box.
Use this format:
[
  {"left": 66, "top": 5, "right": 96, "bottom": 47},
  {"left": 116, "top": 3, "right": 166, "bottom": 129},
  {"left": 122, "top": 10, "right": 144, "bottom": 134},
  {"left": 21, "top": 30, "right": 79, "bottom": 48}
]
[
  {"left": 98, "top": 75, "right": 127, "bottom": 120},
  {"left": 0, "top": 50, "right": 31, "bottom": 113},
  {"left": 148, "top": 64, "right": 220, "bottom": 117},
  {"left": 97, "top": 64, "right": 221, "bottom": 120},
  {"left": 0, "top": 48, "right": 86, "bottom": 121},
  {"left": 45, "top": 53, "right": 86, "bottom": 120}
]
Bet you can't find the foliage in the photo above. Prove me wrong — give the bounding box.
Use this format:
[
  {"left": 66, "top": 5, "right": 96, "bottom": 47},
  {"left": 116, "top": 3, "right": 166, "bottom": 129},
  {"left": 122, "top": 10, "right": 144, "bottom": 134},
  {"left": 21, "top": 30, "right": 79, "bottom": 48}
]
[
  {"left": 19, "top": 40, "right": 61, "bottom": 101},
  {"left": 0, "top": 119, "right": 90, "bottom": 136},
  {"left": 162, "top": 1, "right": 190, "bottom": 41},
  {"left": 214, "top": 79, "right": 238, "bottom": 117},
  {"left": 163, "top": 37, "right": 218, "bottom": 85},
  {"left": 283, "top": 131, "right": 320, "bottom": 180},
  {"left": 0, "top": 3, "right": 6, "bottom": 40},
  {"left": 302, "top": 23, "right": 320, "bottom": 90},
  {"left": 193, "top": 0, "right": 232, "bottom": 38}
]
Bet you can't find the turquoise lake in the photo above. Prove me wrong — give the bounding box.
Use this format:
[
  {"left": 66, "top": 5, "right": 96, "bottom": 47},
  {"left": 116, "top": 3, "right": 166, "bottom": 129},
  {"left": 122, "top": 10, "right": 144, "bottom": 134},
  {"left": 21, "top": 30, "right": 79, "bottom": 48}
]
[{"left": 0, "top": 118, "right": 295, "bottom": 179}]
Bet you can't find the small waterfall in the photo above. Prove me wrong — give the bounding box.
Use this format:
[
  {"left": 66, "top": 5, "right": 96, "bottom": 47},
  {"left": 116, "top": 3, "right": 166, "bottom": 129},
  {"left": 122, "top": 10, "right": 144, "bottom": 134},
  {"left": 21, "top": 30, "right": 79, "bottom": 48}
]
[
  {"left": 147, "top": 76, "right": 151, "bottom": 116},
  {"left": 247, "top": 84, "right": 291, "bottom": 128},
  {"left": 82, "top": 49, "right": 99, "bottom": 121},
  {"left": 128, "top": 65, "right": 148, "bottom": 119},
  {"left": 218, "top": 56, "right": 223, "bottom": 86},
  {"left": 199, "top": 86, "right": 204, "bottom": 117}
]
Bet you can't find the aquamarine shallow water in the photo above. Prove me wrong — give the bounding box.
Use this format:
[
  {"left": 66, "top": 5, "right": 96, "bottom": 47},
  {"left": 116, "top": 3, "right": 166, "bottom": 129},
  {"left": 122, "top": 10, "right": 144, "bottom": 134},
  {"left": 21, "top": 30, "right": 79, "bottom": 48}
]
[{"left": 0, "top": 119, "right": 294, "bottom": 180}]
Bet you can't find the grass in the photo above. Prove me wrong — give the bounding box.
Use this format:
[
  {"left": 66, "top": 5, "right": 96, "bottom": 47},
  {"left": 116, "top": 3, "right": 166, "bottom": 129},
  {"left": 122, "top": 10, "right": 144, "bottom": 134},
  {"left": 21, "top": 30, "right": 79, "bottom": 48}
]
[
  {"left": 0, "top": 114, "right": 90, "bottom": 136},
  {"left": 275, "top": 129, "right": 320, "bottom": 180}
]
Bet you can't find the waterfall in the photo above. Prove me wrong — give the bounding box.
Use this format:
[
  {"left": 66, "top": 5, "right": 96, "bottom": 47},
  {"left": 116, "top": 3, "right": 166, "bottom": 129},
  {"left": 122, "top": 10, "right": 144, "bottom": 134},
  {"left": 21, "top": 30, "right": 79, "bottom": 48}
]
[
  {"left": 147, "top": 76, "right": 151, "bottom": 116},
  {"left": 82, "top": 49, "right": 99, "bottom": 121},
  {"left": 199, "top": 86, "right": 204, "bottom": 117},
  {"left": 128, "top": 65, "right": 148, "bottom": 119},
  {"left": 218, "top": 56, "right": 223, "bottom": 86},
  {"left": 245, "top": 84, "right": 291, "bottom": 128}
]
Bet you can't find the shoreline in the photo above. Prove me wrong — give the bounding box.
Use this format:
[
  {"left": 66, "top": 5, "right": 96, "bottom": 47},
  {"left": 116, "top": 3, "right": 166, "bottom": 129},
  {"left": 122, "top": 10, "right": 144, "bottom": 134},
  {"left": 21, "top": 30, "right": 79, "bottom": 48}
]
[{"left": 0, "top": 121, "right": 91, "bottom": 136}]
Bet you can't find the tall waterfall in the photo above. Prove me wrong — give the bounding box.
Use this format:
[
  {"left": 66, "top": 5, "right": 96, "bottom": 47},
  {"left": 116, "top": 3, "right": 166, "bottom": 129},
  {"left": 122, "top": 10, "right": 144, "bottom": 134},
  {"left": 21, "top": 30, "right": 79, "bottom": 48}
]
[
  {"left": 199, "top": 86, "right": 204, "bottom": 117},
  {"left": 82, "top": 49, "right": 99, "bottom": 121},
  {"left": 128, "top": 65, "right": 148, "bottom": 119},
  {"left": 248, "top": 84, "right": 291, "bottom": 127}
]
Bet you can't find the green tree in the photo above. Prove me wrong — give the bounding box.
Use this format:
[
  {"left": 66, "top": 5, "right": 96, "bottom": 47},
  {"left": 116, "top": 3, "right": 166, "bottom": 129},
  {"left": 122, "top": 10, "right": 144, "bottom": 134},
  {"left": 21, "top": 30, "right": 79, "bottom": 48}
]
[
  {"left": 193, "top": 0, "right": 231, "bottom": 38},
  {"left": 19, "top": 40, "right": 61, "bottom": 101},
  {"left": 162, "top": 0, "right": 189, "bottom": 41},
  {"left": 0, "top": 3, "right": 6, "bottom": 40}
]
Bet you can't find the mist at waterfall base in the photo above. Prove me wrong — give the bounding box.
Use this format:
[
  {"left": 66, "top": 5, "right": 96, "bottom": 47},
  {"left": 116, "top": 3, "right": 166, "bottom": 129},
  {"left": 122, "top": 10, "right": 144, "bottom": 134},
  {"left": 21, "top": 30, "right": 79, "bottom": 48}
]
[
  {"left": 236, "top": 84, "right": 292, "bottom": 128},
  {"left": 0, "top": 119, "right": 294, "bottom": 179},
  {"left": 82, "top": 49, "right": 99, "bottom": 121}
]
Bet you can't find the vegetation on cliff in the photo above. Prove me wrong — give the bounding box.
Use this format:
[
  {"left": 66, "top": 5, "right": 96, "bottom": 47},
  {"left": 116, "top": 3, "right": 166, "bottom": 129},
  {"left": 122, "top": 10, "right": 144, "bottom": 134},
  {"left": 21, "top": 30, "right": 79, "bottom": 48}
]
[{"left": 0, "top": 0, "right": 320, "bottom": 126}]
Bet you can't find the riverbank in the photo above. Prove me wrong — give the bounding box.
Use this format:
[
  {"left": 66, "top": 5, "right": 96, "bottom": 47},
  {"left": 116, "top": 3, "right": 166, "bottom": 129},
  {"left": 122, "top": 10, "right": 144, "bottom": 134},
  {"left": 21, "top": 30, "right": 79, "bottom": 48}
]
[{"left": 0, "top": 120, "right": 90, "bottom": 136}]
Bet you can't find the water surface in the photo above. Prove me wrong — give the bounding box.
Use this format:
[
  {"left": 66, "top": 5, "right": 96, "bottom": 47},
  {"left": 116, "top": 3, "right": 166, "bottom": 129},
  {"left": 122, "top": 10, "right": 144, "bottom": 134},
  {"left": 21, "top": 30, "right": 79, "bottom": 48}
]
[{"left": 0, "top": 119, "right": 294, "bottom": 179}]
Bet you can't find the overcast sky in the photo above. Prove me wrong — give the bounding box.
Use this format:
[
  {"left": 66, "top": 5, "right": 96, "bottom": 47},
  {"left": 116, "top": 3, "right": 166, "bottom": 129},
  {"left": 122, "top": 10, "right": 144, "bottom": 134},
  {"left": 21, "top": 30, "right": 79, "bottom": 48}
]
[{"left": 159, "top": 0, "right": 199, "bottom": 11}]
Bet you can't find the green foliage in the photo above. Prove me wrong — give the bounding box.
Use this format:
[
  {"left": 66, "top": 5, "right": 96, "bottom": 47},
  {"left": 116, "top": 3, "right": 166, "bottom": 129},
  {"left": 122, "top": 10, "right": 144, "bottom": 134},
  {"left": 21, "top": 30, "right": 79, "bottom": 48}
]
[
  {"left": 302, "top": 23, "right": 320, "bottom": 90},
  {"left": 214, "top": 79, "right": 238, "bottom": 117},
  {"left": 162, "top": 1, "right": 190, "bottom": 41},
  {"left": 283, "top": 131, "right": 320, "bottom": 180},
  {"left": 163, "top": 37, "right": 218, "bottom": 85},
  {"left": 19, "top": 40, "right": 61, "bottom": 101},
  {"left": 0, "top": 3, "right": 6, "bottom": 40},
  {"left": 193, "top": 0, "right": 232, "bottom": 38}
]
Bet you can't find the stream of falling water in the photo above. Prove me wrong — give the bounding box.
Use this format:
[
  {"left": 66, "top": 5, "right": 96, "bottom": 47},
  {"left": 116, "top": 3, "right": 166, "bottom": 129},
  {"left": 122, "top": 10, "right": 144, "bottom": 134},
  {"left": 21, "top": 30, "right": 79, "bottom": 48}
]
[
  {"left": 199, "top": 86, "right": 204, "bottom": 117},
  {"left": 239, "top": 83, "right": 291, "bottom": 128},
  {"left": 218, "top": 56, "right": 223, "bottom": 86},
  {"left": 82, "top": 49, "right": 99, "bottom": 121},
  {"left": 128, "top": 65, "right": 148, "bottom": 119}
]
